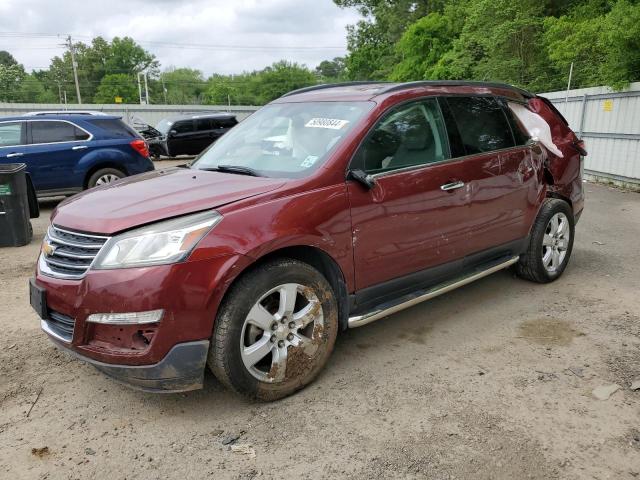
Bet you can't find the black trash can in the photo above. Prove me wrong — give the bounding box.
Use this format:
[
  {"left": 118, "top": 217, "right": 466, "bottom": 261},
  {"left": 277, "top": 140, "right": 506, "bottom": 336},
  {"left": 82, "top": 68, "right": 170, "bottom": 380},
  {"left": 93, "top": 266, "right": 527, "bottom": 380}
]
[{"left": 0, "top": 163, "right": 33, "bottom": 247}]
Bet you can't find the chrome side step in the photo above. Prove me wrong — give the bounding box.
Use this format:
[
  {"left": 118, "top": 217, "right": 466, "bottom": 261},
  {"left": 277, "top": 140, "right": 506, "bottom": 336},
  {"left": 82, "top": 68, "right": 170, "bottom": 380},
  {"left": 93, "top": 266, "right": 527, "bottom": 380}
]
[{"left": 348, "top": 256, "right": 519, "bottom": 328}]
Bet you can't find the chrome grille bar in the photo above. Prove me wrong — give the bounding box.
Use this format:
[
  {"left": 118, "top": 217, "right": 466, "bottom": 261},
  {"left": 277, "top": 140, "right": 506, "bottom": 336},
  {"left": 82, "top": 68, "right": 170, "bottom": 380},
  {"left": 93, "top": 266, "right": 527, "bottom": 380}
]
[{"left": 40, "top": 225, "right": 110, "bottom": 280}]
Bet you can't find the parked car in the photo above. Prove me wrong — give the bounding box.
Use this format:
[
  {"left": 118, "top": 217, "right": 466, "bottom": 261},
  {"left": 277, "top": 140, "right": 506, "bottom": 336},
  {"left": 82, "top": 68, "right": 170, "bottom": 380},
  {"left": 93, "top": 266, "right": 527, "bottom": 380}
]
[
  {"left": 0, "top": 114, "right": 154, "bottom": 197},
  {"left": 30, "top": 81, "right": 586, "bottom": 400},
  {"left": 130, "top": 116, "right": 166, "bottom": 159},
  {"left": 154, "top": 113, "right": 238, "bottom": 157},
  {"left": 24, "top": 110, "right": 109, "bottom": 116}
]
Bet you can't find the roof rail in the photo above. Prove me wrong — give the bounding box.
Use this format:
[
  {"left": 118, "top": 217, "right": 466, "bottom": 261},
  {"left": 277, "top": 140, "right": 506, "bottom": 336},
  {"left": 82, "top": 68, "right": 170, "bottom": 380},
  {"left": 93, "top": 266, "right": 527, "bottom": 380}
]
[
  {"left": 378, "top": 80, "right": 534, "bottom": 98},
  {"left": 280, "top": 81, "right": 391, "bottom": 98}
]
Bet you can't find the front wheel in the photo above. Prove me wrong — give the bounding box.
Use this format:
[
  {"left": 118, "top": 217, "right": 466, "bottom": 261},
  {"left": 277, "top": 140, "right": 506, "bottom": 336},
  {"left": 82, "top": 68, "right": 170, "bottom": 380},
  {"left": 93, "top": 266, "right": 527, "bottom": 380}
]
[
  {"left": 208, "top": 259, "right": 338, "bottom": 401},
  {"left": 516, "top": 198, "right": 575, "bottom": 283}
]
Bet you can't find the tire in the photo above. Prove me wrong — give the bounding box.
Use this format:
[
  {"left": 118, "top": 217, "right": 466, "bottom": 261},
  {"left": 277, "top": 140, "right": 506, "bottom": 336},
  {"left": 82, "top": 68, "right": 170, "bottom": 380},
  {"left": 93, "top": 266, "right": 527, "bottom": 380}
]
[
  {"left": 87, "top": 168, "right": 125, "bottom": 189},
  {"left": 516, "top": 198, "right": 575, "bottom": 283},
  {"left": 208, "top": 258, "right": 339, "bottom": 401}
]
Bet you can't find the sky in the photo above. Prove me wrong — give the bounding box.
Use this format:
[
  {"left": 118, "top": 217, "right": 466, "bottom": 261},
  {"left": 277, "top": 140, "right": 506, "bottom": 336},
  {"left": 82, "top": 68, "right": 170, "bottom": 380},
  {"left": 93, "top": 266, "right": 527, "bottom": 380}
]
[{"left": 0, "top": 0, "right": 360, "bottom": 75}]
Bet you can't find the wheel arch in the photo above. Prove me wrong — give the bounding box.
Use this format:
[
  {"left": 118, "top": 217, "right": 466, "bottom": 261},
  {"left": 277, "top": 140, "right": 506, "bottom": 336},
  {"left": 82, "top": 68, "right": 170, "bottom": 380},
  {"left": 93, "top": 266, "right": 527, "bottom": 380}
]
[
  {"left": 215, "top": 245, "right": 351, "bottom": 333},
  {"left": 546, "top": 189, "right": 573, "bottom": 210}
]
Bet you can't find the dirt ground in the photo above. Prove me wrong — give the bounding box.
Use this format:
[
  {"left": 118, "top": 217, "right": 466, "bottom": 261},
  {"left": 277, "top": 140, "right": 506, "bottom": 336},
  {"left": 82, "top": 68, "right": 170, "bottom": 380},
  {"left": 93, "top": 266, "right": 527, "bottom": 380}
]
[{"left": 1, "top": 175, "right": 639, "bottom": 480}]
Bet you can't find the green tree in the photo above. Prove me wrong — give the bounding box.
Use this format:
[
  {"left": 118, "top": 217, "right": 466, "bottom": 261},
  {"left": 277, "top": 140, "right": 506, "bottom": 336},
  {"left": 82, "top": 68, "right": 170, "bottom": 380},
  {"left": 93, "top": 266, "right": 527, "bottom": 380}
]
[
  {"left": 94, "top": 74, "right": 138, "bottom": 103},
  {"left": 251, "top": 61, "right": 317, "bottom": 104},
  {"left": 45, "top": 36, "right": 158, "bottom": 103},
  {"left": 0, "top": 63, "right": 25, "bottom": 102},
  {"left": 391, "top": 12, "right": 455, "bottom": 81},
  {"left": 16, "top": 74, "right": 57, "bottom": 103},
  {"left": 334, "top": 0, "right": 446, "bottom": 79},
  {"left": 203, "top": 62, "right": 317, "bottom": 106},
  {"left": 438, "top": 0, "right": 552, "bottom": 91},
  {"left": 203, "top": 76, "right": 241, "bottom": 105},
  {"left": 544, "top": 0, "right": 640, "bottom": 90},
  {"left": 315, "top": 57, "right": 346, "bottom": 80},
  {"left": 0, "top": 50, "right": 18, "bottom": 67},
  {"left": 161, "top": 68, "right": 206, "bottom": 104}
]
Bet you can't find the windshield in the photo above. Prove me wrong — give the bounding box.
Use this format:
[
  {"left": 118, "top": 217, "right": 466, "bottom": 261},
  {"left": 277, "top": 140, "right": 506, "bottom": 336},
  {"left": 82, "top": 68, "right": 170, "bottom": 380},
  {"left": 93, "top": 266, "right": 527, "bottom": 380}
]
[
  {"left": 192, "top": 101, "right": 373, "bottom": 178},
  {"left": 156, "top": 118, "right": 174, "bottom": 135}
]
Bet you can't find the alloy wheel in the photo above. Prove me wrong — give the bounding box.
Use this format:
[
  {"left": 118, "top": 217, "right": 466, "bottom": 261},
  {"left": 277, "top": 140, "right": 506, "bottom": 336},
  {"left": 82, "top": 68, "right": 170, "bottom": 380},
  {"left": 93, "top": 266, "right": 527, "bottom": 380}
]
[
  {"left": 240, "top": 283, "right": 323, "bottom": 382},
  {"left": 95, "top": 174, "right": 121, "bottom": 186},
  {"left": 542, "top": 212, "right": 570, "bottom": 273}
]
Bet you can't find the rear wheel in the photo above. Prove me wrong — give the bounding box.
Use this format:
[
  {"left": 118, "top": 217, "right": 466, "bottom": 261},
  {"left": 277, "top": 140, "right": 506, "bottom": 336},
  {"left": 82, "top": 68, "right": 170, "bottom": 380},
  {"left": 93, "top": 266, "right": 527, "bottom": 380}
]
[
  {"left": 516, "top": 198, "right": 575, "bottom": 283},
  {"left": 208, "top": 259, "right": 338, "bottom": 401},
  {"left": 87, "top": 168, "right": 125, "bottom": 189}
]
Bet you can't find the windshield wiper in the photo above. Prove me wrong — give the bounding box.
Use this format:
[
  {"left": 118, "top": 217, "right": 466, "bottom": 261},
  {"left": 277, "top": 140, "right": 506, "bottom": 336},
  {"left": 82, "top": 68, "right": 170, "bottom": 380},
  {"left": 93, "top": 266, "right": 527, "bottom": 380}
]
[{"left": 199, "top": 165, "right": 261, "bottom": 177}]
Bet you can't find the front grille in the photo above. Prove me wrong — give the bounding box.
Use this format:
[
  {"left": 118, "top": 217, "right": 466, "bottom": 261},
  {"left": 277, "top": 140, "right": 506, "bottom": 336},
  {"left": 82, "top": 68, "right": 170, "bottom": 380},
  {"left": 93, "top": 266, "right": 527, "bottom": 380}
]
[
  {"left": 45, "top": 310, "right": 75, "bottom": 342},
  {"left": 41, "top": 225, "right": 109, "bottom": 279}
]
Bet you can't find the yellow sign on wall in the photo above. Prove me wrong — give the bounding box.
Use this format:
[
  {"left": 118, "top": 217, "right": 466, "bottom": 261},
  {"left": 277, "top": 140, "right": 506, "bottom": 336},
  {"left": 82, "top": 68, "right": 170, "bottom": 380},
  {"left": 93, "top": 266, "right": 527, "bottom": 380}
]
[
  {"left": 603, "top": 99, "right": 613, "bottom": 112},
  {"left": 114, "top": 96, "right": 123, "bottom": 104}
]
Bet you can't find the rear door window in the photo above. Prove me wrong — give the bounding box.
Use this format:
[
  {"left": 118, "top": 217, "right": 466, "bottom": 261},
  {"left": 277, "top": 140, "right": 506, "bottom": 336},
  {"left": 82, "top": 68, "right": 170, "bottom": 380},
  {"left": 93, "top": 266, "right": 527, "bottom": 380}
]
[
  {"left": 173, "top": 121, "right": 193, "bottom": 134},
  {"left": 89, "top": 119, "right": 137, "bottom": 138},
  {"left": 0, "top": 122, "right": 25, "bottom": 147},
  {"left": 196, "top": 118, "right": 213, "bottom": 131},
  {"left": 30, "top": 121, "right": 89, "bottom": 144},
  {"left": 444, "top": 96, "right": 515, "bottom": 154}
]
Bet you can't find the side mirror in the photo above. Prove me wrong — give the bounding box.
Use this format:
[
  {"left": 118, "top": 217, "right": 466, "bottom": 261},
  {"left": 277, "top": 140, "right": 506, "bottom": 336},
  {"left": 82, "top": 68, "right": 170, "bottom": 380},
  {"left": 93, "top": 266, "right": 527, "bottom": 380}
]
[
  {"left": 348, "top": 169, "right": 377, "bottom": 190},
  {"left": 169, "top": 129, "right": 177, "bottom": 137}
]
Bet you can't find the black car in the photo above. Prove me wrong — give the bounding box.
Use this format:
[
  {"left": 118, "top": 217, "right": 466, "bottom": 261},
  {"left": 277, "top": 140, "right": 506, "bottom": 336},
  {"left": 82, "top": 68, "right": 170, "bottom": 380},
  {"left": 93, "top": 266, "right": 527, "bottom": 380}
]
[{"left": 154, "top": 113, "right": 238, "bottom": 157}]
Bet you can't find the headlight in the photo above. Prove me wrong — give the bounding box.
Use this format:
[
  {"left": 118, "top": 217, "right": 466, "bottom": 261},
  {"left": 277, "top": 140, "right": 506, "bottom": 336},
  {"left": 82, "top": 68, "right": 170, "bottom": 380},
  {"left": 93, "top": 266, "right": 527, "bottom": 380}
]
[{"left": 93, "top": 210, "right": 222, "bottom": 269}]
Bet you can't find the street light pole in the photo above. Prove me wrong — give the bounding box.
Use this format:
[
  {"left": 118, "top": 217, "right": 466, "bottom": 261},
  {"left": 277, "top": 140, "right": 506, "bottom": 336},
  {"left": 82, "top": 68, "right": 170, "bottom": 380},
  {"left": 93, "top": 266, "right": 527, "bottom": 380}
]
[{"left": 143, "top": 71, "right": 150, "bottom": 105}]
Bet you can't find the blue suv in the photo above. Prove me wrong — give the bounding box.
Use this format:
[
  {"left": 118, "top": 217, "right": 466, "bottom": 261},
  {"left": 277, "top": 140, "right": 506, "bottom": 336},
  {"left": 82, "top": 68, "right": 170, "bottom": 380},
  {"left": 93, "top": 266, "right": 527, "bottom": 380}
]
[{"left": 0, "top": 114, "right": 155, "bottom": 197}]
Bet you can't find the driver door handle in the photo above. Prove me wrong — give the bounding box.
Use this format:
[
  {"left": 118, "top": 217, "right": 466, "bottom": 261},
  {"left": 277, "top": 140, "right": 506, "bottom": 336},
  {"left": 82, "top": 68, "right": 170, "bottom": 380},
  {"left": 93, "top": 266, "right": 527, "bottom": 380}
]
[
  {"left": 440, "top": 180, "right": 465, "bottom": 191},
  {"left": 6, "top": 152, "right": 23, "bottom": 158},
  {"left": 72, "top": 145, "right": 88, "bottom": 151}
]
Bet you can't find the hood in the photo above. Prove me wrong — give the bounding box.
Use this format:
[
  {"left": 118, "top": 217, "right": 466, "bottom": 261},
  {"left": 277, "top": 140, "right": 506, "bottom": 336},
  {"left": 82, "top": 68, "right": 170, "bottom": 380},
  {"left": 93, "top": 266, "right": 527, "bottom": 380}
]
[{"left": 52, "top": 167, "right": 286, "bottom": 234}]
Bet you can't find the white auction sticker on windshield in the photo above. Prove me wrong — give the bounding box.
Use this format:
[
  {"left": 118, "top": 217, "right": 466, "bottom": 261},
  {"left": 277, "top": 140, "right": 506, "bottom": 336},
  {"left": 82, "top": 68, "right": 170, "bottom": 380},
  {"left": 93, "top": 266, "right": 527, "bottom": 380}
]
[
  {"left": 305, "top": 118, "right": 349, "bottom": 130},
  {"left": 300, "top": 155, "right": 319, "bottom": 168}
]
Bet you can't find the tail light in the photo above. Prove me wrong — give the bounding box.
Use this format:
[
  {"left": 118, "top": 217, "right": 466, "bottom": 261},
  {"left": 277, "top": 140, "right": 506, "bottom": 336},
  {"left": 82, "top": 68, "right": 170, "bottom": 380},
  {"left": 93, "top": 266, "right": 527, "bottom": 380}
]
[
  {"left": 573, "top": 139, "right": 587, "bottom": 156},
  {"left": 130, "top": 139, "right": 150, "bottom": 158}
]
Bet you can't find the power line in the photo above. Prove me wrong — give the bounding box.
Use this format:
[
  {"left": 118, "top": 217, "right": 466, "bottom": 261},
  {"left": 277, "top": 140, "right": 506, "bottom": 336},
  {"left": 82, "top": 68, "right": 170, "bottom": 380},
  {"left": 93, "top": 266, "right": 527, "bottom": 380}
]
[{"left": 0, "top": 31, "right": 346, "bottom": 51}]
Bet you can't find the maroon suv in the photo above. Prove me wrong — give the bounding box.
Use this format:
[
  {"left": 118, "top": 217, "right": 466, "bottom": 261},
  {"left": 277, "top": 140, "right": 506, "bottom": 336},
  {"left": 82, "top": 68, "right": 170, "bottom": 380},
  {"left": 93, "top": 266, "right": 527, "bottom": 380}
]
[{"left": 30, "top": 81, "right": 586, "bottom": 400}]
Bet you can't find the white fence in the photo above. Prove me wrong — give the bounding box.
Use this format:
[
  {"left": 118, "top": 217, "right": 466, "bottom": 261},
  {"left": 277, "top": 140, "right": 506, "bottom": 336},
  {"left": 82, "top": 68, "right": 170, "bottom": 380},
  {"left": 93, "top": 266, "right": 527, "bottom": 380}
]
[
  {"left": 0, "top": 103, "right": 259, "bottom": 127},
  {"left": 541, "top": 82, "right": 640, "bottom": 188}
]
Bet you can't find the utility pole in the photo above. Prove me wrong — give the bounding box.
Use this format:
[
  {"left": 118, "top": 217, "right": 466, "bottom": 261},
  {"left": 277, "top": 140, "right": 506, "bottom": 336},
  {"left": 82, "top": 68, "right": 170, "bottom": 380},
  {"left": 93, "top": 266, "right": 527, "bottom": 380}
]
[
  {"left": 161, "top": 73, "right": 168, "bottom": 104},
  {"left": 66, "top": 35, "right": 82, "bottom": 104},
  {"left": 564, "top": 62, "right": 574, "bottom": 105}
]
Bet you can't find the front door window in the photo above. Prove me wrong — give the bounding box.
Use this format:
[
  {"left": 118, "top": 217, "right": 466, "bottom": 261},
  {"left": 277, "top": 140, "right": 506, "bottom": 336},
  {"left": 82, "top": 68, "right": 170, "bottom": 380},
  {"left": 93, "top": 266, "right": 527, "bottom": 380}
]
[{"left": 353, "top": 98, "right": 450, "bottom": 174}]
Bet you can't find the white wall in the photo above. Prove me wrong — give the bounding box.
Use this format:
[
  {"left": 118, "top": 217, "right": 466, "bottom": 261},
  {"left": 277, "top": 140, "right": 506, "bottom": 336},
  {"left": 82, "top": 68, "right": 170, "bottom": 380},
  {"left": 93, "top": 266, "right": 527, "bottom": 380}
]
[
  {"left": 0, "top": 103, "right": 260, "bottom": 127},
  {"left": 540, "top": 82, "right": 640, "bottom": 186}
]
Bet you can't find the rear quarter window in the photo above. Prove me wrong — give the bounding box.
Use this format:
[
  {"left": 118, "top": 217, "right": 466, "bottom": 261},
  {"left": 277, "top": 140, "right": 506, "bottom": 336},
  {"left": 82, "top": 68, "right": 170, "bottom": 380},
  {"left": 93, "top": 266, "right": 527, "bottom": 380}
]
[
  {"left": 214, "top": 117, "right": 237, "bottom": 128},
  {"left": 89, "top": 119, "right": 139, "bottom": 138},
  {"left": 501, "top": 102, "right": 531, "bottom": 145}
]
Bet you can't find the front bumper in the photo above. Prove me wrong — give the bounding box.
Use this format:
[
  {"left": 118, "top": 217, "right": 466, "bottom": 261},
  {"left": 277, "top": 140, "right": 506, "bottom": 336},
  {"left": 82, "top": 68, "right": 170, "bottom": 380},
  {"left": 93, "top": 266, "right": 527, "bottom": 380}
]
[{"left": 44, "top": 327, "right": 209, "bottom": 393}]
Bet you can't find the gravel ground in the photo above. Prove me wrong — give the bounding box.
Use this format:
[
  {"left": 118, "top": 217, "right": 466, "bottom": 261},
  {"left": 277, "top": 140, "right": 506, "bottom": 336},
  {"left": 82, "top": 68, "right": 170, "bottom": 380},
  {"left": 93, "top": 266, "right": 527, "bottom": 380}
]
[{"left": 0, "top": 177, "right": 639, "bottom": 480}]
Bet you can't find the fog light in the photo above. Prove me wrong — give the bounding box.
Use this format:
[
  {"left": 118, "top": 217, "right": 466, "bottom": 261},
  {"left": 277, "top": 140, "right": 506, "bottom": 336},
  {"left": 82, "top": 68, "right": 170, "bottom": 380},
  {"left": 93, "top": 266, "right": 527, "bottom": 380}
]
[{"left": 86, "top": 309, "right": 164, "bottom": 325}]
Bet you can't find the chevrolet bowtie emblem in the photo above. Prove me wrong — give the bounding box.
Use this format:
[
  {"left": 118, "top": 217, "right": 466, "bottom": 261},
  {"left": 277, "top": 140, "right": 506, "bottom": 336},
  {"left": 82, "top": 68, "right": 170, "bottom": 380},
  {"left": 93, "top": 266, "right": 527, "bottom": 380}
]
[{"left": 42, "top": 240, "right": 56, "bottom": 256}]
